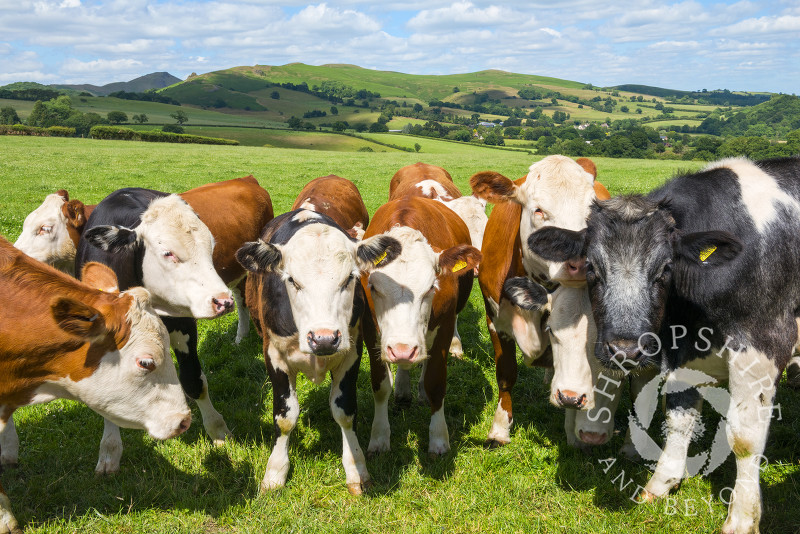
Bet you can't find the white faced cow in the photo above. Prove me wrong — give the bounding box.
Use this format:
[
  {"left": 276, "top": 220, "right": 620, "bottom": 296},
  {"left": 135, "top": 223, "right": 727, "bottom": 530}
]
[
  {"left": 73, "top": 188, "right": 233, "bottom": 475},
  {"left": 237, "top": 209, "right": 401, "bottom": 495},
  {"left": 470, "top": 156, "right": 613, "bottom": 448},
  {"left": 0, "top": 238, "right": 190, "bottom": 532}
]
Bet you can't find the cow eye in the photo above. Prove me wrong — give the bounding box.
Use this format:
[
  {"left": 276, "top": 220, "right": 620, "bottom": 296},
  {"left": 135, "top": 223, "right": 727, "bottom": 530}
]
[
  {"left": 287, "top": 277, "right": 302, "bottom": 291},
  {"left": 657, "top": 263, "right": 672, "bottom": 284},
  {"left": 136, "top": 357, "right": 157, "bottom": 372},
  {"left": 341, "top": 273, "right": 355, "bottom": 290},
  {"left": 38, "top": 225, "right": 53, "bottom": 235}
]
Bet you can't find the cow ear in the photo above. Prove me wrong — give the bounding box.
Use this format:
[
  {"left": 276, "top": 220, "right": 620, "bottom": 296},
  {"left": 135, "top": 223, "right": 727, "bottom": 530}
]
[
  {"left": 527, "top": 227, "right": 587, "bottom": 262},
  {"left": 575, "top": 158, "right": 597, "bottom": 180},
  {"left": 56, "top": 189, "right": 69, "bottom": 201},
  {"left": 51, "top": 297, "right": 107, "bottom": 339},
  {"left": 82, "top": 262, "right": 120, "bottom": 293},
  {"left": 676, "top": 231, "right": 742, "bottom": 266},
  {"left": 236, "top": 240, "right": 282, "bottom": 273},
  {"left": 84, "top": 225, "right": 138, "bottom": 253},
  {"left": 470, "top": 171, "right": 523, "bottom": 205},
  {"left": 357, "top": 235, "right": 402, "bottom": 271},
  {"left": 503, "top": 277, "right": 549, "bottom": 310},
  {"left": 438, "top": 244, "right": 481, "bottom": 276},
  {"left": 62, "top": 199, "right": 87, "bottom": 229}
]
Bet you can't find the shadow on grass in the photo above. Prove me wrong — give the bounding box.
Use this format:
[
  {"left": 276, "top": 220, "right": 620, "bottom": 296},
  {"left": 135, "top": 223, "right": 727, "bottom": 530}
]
[{"left": 4, "top": 402, "right": 254, "bottom": 529}]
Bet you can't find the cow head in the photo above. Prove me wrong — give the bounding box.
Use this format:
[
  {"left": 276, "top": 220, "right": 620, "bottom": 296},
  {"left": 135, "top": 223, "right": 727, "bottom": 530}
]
[
  {"left": 84, "top": 195, "right": 233, "bottom": 319},
  {"left": 440, "top": 195, "right": 489, "bottom": 250},
  {"left": 528, "top": 196, "right": 742, "bottom": 371},
  {"left": 470, "top": 155, "right": 598, "bottom": 287},
  {"left": 51, "top": 262, "right": 191, "bottom": 441},
  {"left": 237, "top": 215, "right": 402, "bottom": 356},
  {"left": 14, "top": 190, "right": 84, "bottom": 274},
  {"left": 365, "top": 226, "right": 481, "bottom": 369}
]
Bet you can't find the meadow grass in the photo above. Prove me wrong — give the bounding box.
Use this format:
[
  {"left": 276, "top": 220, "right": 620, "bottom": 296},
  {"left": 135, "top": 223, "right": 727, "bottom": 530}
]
[{"left": 0, "top": 136, "right": 798, "bottom": 533}]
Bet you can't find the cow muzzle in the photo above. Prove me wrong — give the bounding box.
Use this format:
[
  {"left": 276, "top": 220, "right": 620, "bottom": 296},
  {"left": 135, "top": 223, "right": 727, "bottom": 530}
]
[
  {"left": 386, "top": 343, "right": 419, "bottom": 365},
  {"left": 555, "top": 389, "right": 588, "bottom": 409},
  {"left": 604, "top": 340, "right": 644, "bottom": 367},
  {"left": 307, "top": 329, "right": 342, "bottom": 356},
  {"left": 212, "top": 293, "right": 234, "bottom": 317},
  {"left": 579, "top": 430, "right": 609, "bottom": 446}
]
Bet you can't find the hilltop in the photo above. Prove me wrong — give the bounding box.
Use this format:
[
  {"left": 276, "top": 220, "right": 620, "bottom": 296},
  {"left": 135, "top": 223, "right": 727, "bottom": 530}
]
[{"left": 53, "top": 72, "right": 182, "bottom": 96}]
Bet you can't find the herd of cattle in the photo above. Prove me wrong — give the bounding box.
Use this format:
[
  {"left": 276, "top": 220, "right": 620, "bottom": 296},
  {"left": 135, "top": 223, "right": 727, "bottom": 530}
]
[{"left": 2, "top": 154, "right": 800, "bottom": 533}]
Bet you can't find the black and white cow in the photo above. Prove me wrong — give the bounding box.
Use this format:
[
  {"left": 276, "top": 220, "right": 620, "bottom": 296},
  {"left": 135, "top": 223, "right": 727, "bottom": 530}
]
[
  {"left": 75, "top": 188, "right": 234, "bottom": 474},
  {"left": 529, "top": 156, "right": 800, "bottom": 534},
  {"left": 236, "top": 209, "right": 401, "bottom": 495}
]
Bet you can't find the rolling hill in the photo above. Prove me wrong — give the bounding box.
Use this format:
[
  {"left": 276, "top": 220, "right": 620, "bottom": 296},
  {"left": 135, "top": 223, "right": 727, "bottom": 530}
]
[{"left": 53, "top": 71, "right": 182, "bottom": 96}]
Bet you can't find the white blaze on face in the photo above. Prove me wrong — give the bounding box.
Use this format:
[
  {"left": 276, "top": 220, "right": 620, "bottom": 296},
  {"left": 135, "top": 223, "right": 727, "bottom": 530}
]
[
  {"left": 14, "top": 193, "right": 75, "bottom": 273},
  {"left": 368, "top": 227, "right": 438, "bottom": 368},
  {"left": 138, "top": 195, "right": 232, "bottom": 319},
  {"left": 52, "top": 288, "right": 190, "bottom": 440},
  {"left": 517, "top": 155, "right": 596, "bottom": 285},
  {"left": 440, "top": 196, "right": 488, "bottom": 250},
  {"left": 281, "top": 220, "right": 361, "bottom": 354},
  {"left": 547, "top": 285, "right": 597, "bottom": 409}
]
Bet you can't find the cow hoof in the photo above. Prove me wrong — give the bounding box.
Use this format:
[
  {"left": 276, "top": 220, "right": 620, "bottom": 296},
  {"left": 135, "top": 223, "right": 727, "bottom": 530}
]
[
  {"left": 367, "top": 442, "right": 390, "bottom": 456},
  {"left": 94, "top": 460, "right": 120, "bottom": 476},
  {"left": 259, "top": 480, "right": 285, "bottom": 494},
  {"left": 484, "top": 438, "right": 508, "bottom": 449},
  {"left": 347, "top": 479, "right": 373, "bottom": 496},
  {"left": 721, "top": 514, "right": 759, "bottom": 534},
  {"left": 0, "top": 460, "right": 17, "bottom": 470},
  {"left": 394, "top": 396, "right": 412, "bottom": 409}
]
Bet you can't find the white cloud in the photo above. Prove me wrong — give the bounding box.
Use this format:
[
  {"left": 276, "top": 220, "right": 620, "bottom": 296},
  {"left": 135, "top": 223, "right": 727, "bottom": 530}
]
[
  {"left": 407, "top": 2, "right": 526, "bottom": 32},
  {"left": 60, "top": 57, "right": 144, "bottom": 74}
]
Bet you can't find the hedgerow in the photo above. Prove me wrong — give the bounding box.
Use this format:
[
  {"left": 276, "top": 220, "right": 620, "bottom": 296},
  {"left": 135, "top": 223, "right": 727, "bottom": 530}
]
[{"left": 89, "top": 125, "right": 239, "bottom": 145}]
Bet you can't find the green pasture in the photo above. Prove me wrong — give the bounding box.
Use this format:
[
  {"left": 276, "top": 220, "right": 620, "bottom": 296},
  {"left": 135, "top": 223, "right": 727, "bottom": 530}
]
[{"left": 0, "top": 136, "right": 798, "bottom": 533}]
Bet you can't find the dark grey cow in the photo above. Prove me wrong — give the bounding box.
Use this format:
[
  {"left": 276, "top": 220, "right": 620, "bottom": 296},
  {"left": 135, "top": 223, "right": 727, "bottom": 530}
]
[{"left": 529, "top": 156, "right": 800, "bottom": 534}]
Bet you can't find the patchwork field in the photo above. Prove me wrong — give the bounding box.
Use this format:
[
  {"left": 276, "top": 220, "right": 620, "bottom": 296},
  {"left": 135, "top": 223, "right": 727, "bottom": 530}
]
[{"left": 0, "top": 137, "right": 798, "bottom": 533}]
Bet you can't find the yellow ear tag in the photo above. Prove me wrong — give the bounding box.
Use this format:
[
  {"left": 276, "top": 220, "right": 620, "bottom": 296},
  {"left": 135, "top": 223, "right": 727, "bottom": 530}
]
[
  {"left": 373, "top": 250, "right": 388, "bottom": 266},
  {"left": 699, "top": 245, "right": 717, "bottom": 262},
  {"left": 452, "top": 260, "right": 468, "bottom": 273}
]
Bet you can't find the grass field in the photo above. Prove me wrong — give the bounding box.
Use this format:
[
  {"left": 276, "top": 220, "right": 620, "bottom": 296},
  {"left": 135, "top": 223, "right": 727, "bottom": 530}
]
[{"left": 0, "top": 137, "right": 798, "bottom": 533}]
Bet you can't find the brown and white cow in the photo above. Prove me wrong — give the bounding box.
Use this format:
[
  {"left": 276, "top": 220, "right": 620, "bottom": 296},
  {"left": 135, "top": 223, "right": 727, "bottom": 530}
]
[
  {"left": 291, "top": 174, "right": 369, "bottom": 239},
  {"left": 0, "top": 237, "right": 190, "bottom": 533},
  {"left": 361, "top": 196, "right": 481, "bottom": 454},
  {"left": 471, "top": 155, "right": 615, "bottom": 448},
  {"left": 236, "top": 177, "right": 395, "bottom": 494},
  {"left": 390, "top": 162, "right": 488, "bottom": 250}
]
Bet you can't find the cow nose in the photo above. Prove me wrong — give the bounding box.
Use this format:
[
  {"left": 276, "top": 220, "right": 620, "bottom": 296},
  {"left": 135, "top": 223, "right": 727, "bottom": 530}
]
[
  {"left": 556, "top": 389, "right": 587, "bottom": 409},
  {"left": 307, "top": 329, "right": 342, "bottom": 356},
  {"left": 579, "top": 430, "right": 608, "bottom": 446},
  {"left": 606, "top": 341, "right": 643, "bottom": 365},
  {"left": 386, "top": 343, "right": 419, "bottom": 364},
  {"left": 178, "top": 414, "right": 192, "bottom": 434},
  {"left": 566, "top": 258, "right": 586, "bottom": 277},
  {"left": 212, "top": 294, "right": 234, "bottom": 316}
]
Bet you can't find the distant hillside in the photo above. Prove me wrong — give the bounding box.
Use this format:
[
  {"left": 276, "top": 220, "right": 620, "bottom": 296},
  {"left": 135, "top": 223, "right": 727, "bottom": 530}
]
[
  {"left": 53, "top": 72, "right": 181, "bottom": 96},
  {"left": 697, "top": 94, "right": 800, "bottom": 137},
  {"left": 614, "top": 84, "right": 770, "bottom": 107}
]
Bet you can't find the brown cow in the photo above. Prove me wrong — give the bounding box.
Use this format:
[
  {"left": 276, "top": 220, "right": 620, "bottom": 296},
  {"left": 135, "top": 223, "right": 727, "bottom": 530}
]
[
  {"left": 471, "top": 156, "right": 615, "bottom": 448},
  {"left": 361, "top": 197, "right": 481, "bottom": 454},
  {"left": 389, "top": 163, "right": 488, "bottom": 251},
  {"left": 291, "top": 175, "right": 369, "bottom": 238},
  {"left": 0, "top": 237, "right": 190, "bottom": 532}
]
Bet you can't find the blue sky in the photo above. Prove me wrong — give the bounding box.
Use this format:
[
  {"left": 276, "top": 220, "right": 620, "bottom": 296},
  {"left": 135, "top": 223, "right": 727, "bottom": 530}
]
[{"left": 1, "top": 1, "right": 798, "bottom": 93}]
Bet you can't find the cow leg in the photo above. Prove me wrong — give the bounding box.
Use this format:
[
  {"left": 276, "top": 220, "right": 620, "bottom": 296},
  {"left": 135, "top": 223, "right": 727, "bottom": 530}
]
[
  {"left": 96, "top": 420, "right": 123, "bottom": 475},
  {"left": 330, "top": 341, "right": 371, "bottom": 495},
  {"left": 0, "top": 416, "right": 18, "bottom": 468},
  {"left": 785, "top": 355, "right": 800, "bottom": 388},
  {"left": 164, "top": 317, "right": 230, "bottom": 445},
  {"left": 425, "top": 332, "right": 451, "bottom": 455},
  {"left": 232, "top": 279, "right": 250, "bottom": 344},
  {"left": 642, "top": 388, "right": 703, "bottom": 498},
  {"left": 721, "top": 346, "right": 782, "bottom": 534},
  {"left": 0, "top": 482, "right": 19, "bottom": 534},
  {"left": 486, "top": 313, "right": 518, "bottom": 448},
  {"left": 394, "top": 367, "right": 412, "bottom": 406},
  {"left": 365, "top": 309, "right": 392, "bottom": 454},
  {"left": 448, "top": 317, "right": 463, "bottom": 359},
  {"left": 621, "top": 370, "right": 657, "bottom": 461},
  {"left": 261, "top": 344, "right": 299, "bottom": 492}
]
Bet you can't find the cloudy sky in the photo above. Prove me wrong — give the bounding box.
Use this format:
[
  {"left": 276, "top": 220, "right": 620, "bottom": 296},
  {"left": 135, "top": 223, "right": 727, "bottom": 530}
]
[{"left": 1, "top": 0, "right": 798, "bottom": 93}]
